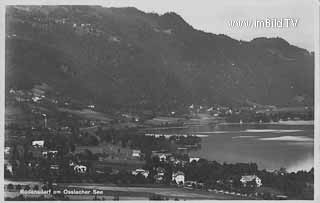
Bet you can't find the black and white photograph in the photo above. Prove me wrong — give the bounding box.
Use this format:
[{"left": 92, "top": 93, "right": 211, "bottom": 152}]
[{"left": 2, "top": 0, "right": 319, "bottom": 201}]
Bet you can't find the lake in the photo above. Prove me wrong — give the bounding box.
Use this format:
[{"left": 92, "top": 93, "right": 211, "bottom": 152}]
[{"left": 144, "top": 122, "right": 314, "bottom": 172}]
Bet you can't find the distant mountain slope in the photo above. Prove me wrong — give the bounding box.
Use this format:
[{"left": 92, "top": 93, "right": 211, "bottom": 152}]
[{"left": 5, "top": 6, "right": 314, "bottom": 109}]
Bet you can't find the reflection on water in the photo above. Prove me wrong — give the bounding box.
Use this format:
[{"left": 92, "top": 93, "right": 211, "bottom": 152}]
[
  {"left": 258, "top": 136, "right": 313, "bottom": 141},
  {"left": 145, "top": 123, "right": 314, "bottom": 172}
]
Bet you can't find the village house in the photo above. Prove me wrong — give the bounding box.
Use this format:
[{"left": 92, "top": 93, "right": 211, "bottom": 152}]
[
  {"left": 32, "top": 140, "right": 45, "bottom": 148},
  {"left": 88, "top": 104, "right": 95, "bottom": 109},
  {"left": 154, "top": 174, "right": 164, "bottom": 183},
  {"left": 168, "top": 156, "right": 187, "bottom": 167},
  {"left": 49, "top": 164, "right": 60, "bottom": 176},
  {"left": 240, "top": 175, "right": 262, "bottom": 187},
  {"left": 156, "top": 167, "right": 166, "bottom": 176},
  {"left": 121, "top": 113, "right": 140, "bottom": 122},
  {"left": 4, "top": 147, "right": 11, "bottom": 156},
  {"left": 50, "top": 164, "right": 60, "bottom": 170},
  {"left": 176, "top": 147, "right": 188, "bottom": 155},
  {"left": 184, "top": 180, "right": 198, "bottom": 188},
  {"left": 189, "top": 157, "right": 200, "bottom": 163},
  {"left": 74, "top": 165, "right": 87, "bottom": 174},
  {"left": 151, "top": 151, "right": 172, "bottom": 162},
  {"left": 159, "top": 154, "right": 167, "bottom": 162},
  {"left": 9, "top": 88, "right": 16, "bottom": 94},
  {"left": 273, "top": 168, "right": 288, "bottom": 176},
  {"left": 132, "top": 149, "right": 142, "bottom": 158},
  {"left": 31, "top": 87, "right": 45, "bottom": 98},
  {"left": 4, "top": 160, "right": 13, "bottom": 175},
  {"left": 172, "top": 171, "right": 185, "bottom": 185},
  {"left": 154, "top": 167, "right": 166, "bottom": 183},
  {"left": 132, "top": 168, "right": 149, "bottom": 178},
  {"left": 42, "top": 150, "right": 58, "bottom": 159},
  {"left": 69, "top": 160, "right": 76, "bottom": 167}
]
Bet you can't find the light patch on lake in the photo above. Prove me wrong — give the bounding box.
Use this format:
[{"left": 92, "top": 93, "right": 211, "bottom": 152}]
[
  {"left": 277, "top": 120, "right": 314, "bottom": 125},
  {"left": 232, "top": 135, "right": 259, "bottom": 139},
  {"left": 194, "top": 131, "right": 238, "bottom": 134},
  {"left": 195, "top": 129, "right": 304, "bottom": 135},
  {"left": 258, "top": 136, "right": 313, "bottom": 142},
  {"left": 194, "top": 134, "right": 209, "bottom": 138},
  {"left": 244, "top": 129, "right": 303, "bottom": 133}
]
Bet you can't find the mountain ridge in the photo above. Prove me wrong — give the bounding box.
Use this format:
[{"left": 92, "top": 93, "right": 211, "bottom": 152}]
[{"left": 5, "top": 5, "right": 314, "bottom": 110}]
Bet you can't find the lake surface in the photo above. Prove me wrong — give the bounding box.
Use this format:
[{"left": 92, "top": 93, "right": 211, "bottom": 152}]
[{"left": 145, "top": 122, "right": 314, "bottom": 172}]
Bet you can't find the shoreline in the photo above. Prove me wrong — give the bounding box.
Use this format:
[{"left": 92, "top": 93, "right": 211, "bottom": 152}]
[{"left": 218, "top": 120, "right": 314, "bottom": 126}]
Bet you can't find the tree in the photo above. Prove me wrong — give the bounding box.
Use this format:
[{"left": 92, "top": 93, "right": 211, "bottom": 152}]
[
  {"left": 33, "top": 185, "right": 39, "bottom": 190},
  {"left": 42, "top": 185, "right": 48, "bottom": 190},
  {"left": 113, "top": 195, "right": 119, "bottom": 201},
  {"left": 16, "top": 184, "right": 22, "bottom": 190},
  {"left": 70, "top": 144, "right": 76, "bottom": 152},
  {"left": 7, "top": 184, "right": 14, "bottom": 190},
  {"left": 24, "top": 185, "right": 31, "bottom": 190}
]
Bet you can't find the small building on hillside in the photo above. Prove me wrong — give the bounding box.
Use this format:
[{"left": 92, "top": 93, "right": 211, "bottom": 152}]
[{"left": 240, "top": 175, "right": 262, "bottom": 187}]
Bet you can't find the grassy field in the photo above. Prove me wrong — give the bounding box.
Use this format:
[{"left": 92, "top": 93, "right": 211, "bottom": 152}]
[
  {"left": 5, "top": 105, "right": 31, "bottom": 124},
  {"left": 75, "top": 142, "right": 132, "bottom": 156},
  {"left": 75, "top": 142, "right": 145, "bottom": 170},
  {"left": 58, "top": 107, "right": 112, "bottom": 122}
]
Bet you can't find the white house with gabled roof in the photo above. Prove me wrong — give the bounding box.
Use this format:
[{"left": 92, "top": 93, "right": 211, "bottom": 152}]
[{"left": 240, "top": 175, "right": 262, "bottom": 187}]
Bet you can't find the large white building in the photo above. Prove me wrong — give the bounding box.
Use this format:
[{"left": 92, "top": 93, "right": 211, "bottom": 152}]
[
  {"left": 240, "top": 175, "right": 262, "bottom": 187},
  {"left": 172, "top": 171, "right": 185, "bottom": 185}
]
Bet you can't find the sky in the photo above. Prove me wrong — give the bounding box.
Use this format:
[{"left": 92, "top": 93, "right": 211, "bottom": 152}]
[{"left": 100, "top": 0, "right": 317, "bottom": 51}]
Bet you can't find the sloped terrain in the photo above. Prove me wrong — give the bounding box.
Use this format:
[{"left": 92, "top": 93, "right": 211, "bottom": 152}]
[{"left": 5, "top": 6, "right": 314, "bottom": 110}]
